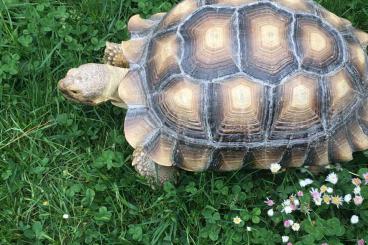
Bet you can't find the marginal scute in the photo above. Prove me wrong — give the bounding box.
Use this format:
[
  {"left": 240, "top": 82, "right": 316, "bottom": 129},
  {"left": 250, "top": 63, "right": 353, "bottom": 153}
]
[
  {"left": 118, "top": 70, "right": 147, "bottom": 107},
  {"left": 272, "top": 0, "right": 314, "bottom": 13},
  {"left": 348, "top": 119, "right": 368, "bottom": 151},
  {"left": 147, "top": 31, "right": 180, "bottom": 87},
  {"left": 128, "top": 14, "right": 156, "bottom": 34},
  {"left": 317, "top": 6, "right": 351, "bottom": 31},
  {"left": 217, "top": 149, "right": 247, "bottom": 171},
  {"left": 329, "top": 126, "right": 353, "bottom": 162},
  {"left": 207, "top": 0, "right": 258, "bottom": 6},
  {"left": 247, "top": 146, "right": 286, "bottom": 169},
  {"left": 211, "top": 76, "right": 266, "bottom": 142},
  {"left": 122, "top": 38, "right": 146, "bottom": 64},
  {"left": 307, "top": 139, "right": 329, "bottom": 167},
  {"left": 146, "top": 134, "right": 174, "bottom": 167},
  {"left": 159, "top": 0, "right": 199, "bottom": 29},
  {"left": 289, "top": 144, "right": 307, "bottom": 167},
  {"left": 295, "top": 15, "right": 343, "bottom": 74},
  {"left": 239, "top": 3, "right": 297, "bottom": 82},
  {"left": 154, "top": 76, "right": 207, "bottom": 138},
  {"left": 174, "top": 143, "right": 212, "bottom": 171},
  {"left": 327, "top": 68, "right": 359, "bottom": 123},
  {"left": 124, "top": 109, "right": 158, "bottom": 148},
  {"left": 271, "top": 73, "right": 322, "bottom": 139},
  {"left": 149, "top": 12, "right": 166, "bottom": 22},
  {"left": 348, "top": 42, "right": 367, "bottom": 80},
  {"left": 180, "top": 7, "right": 238, "bottom": 80},
  {"left": 354, "top": 29, "right": 368, "bottom": 48}
]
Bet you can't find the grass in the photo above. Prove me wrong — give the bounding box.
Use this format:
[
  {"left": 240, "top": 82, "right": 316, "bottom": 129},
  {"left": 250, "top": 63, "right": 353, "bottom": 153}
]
[{"left": 1, "top": 0, "right": 368, "bottom": 244}]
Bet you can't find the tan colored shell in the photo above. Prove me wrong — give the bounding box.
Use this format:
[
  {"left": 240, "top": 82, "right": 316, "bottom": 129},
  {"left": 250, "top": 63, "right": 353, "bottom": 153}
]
[{"left": 118, "top": 0, "right": 368, "bottom": 172}]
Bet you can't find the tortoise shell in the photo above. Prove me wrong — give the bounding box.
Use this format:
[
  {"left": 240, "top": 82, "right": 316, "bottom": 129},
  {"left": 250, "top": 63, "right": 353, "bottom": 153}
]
[{"left": 119, "top": 0, "right": 368, "bottom": 172}]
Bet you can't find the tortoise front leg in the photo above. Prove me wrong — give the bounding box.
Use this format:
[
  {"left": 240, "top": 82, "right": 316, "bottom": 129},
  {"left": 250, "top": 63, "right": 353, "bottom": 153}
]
[
  {"left": 104, "top": 42, "right": 129, "bottom": 68},
  {"left": 132, "top": 148, "right": 178, "bottom": 185}
]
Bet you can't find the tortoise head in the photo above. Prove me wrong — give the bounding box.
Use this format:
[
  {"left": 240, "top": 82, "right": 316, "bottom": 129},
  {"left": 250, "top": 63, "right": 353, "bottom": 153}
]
[{"left": 58, "top": 63, "right": 128, "bottom": 106}]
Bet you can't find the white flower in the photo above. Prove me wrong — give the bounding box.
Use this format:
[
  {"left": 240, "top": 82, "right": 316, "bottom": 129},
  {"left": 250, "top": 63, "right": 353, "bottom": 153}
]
[
  {"left": 283, "top": 205, "right": 293, "bottom": 214},
  {"left": 62, "top": 214, "right": 69, "bottom": 219},
  {"left": 283, "top": 199, "right": 291, "bottom": 206},
  {"left": 270, "top": 163, "right": 282, "bottom": 173},
  {"left": 293, "top": 198, "right": 300, "bottom": 207},
  {"left": 282, "top": 236, "right": 289, "bottom": 243},
  {"left": 291, "top": 222, "right": 300, "bottom": 231},
  {"left": 351, "top": 215, "right": 359, "bottom": 224},
  {"left": 313, "top": 196, "right": 322, "bottom": 206},
  {"left": 327, "top": 187, "right": 333, "bottom": 194},
  {"left": 233, "top": 216, "right": 242, "bottom": 225},
  {"left": 354, "top": 186, "right": 361, "bottom": 195},
  {"left": 326, "top": 172, "right": 338, "bottom": 185},
  {"left": 299, "top": 178, "right": 313, "bottom": 187},
  {"left": 344, "top": 194, "right": 352, "bottom": 203},
  {"left": 267, "top": 209, "right": 274, "bottom": 217},
  {"left": 246, "top": 226, "right": 252, "bottom": 231}
]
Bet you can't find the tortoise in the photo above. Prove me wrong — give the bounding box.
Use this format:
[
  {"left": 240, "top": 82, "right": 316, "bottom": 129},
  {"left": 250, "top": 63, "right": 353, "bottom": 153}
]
[{"left": 58, "top": 0, "right": 368, "bottom": 183}]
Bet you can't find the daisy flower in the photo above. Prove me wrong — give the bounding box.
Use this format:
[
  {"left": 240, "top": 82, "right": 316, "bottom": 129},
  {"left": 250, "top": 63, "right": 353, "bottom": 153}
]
[
  {"left": 327, "top": 187, "right": 333, "bottom": 194},
  {"left": 291, "top": 223, "right": 300, "bottom": 231},
  {"left": 344, "top": 194, "right": 352, "bottom": 203},
  {"left": 331, "top": 195, "right": 343, "bottom": 208},
  {"left": 282, "top": 236, "right": 289, "bottom": 243},
  {"left": 323, "top": 194, "right": 331, "bottom": 205},
  {"left": 264, "top": 197, "right": 275, "bottom": 207},
  {"left": 246, "top": 226, "right": 252, "bottom": 232},
  {"left": 320, "top": 185, "right": 328, "bottom": 193},
  {"left": 310, "top": 188, "right": 321, "bottom": 199},
  {"left": 233, "top": 216, "right": 242, "bottom": 225},
  {"left": 270, "top": 163, "right": 282, "bottom": 173},
  {"left": 351, "top": 215, "right": 359, "bottom": 224},
  {"left": 357, "top": 239, "right": 365, "bottom": 245},
  {"left": 354, "top": 195, "right": 364, "bottom": 206},
  {"left": 63, "top": 214, "right": 69, "bottom": 219},
  {"left": 284, "top": 219, "right": 294, "bottom": 228},
  {"left": 326, "top": 172, "right": 338, "bottom": 185},
  {"left": 299, "top": 178, "right": 313, "bottom": 187},
  {"left": 352, "top": 178, "right": 362, "bottom": 186},
  {"left": 297, "top": 191, "right": 304, "bottom": 197},
  {"left": 354, "top": 186, "right": 361, "bottom": 195},
  {"left": 363, "top": 173, "right": 368, "bottom": 185},
  {"left": 267, "top": 209, "right": 274, "bottom": 217}
]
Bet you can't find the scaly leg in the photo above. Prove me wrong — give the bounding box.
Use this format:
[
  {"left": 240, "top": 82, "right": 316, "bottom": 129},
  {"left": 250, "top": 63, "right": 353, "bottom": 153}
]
[
  {"left": 104, "top": 42, "right": 129, "bottom": 68},
  {"left": 132, "top": 148, "right": 178, "bottom": 185}
]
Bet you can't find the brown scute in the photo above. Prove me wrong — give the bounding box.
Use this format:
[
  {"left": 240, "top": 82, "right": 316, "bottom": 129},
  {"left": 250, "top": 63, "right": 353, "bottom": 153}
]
[
  {"left": 128, "top": 14, "right": 156, "bottom": 34},
  {"left": 121, "top": 39, "right": 146, "bottom": 64},
  {"left": 307, "top": 140, "right": 329, "bottom": 167},
  {"left": 180, "top": 7, "right": 238, "bottom": 80},
  {"left": 159, "top": 0, "right": 199, "bottom": 29},
  {"left": 295, "top": 15, "right": 343, "bottom": 73},
  {"left": 327, "top": 68, "right": 359, "bottom": 123},
  {"left": 270, "top": 73, "right": 322, "bottom": 139},
  {"left": 146, "top": 134, "right": 174, "bottom": 167},
  {"left": 348, "top": 42, "right": 367, "bottom": 80},
  {"left": 329, "top": 127, "right": 353, "bottom": 162},
  {"left": 124, "top": 110, "right": 158, "bottom": 148},
  {"left": 347, "top": 119, "right": 368, "bottom": 151},
  {"left": 147, "top": 31, "right": 180, "bottom": 87},
  {"left": 149, "top": 12, "right": 166, "bottom": 22},
  {"left": 211, "top": 76, "right": 266, "bottom": 142},
  {"left": 217, "top": 149, "right": 247, "bottom": 171},
  {"left": 118, "top": 70, "right": 147, "bottom": 107},
  {"left": 174, "top": 143, "right": 212, "bottom": 171},
  {"left": 288, "top": 145, "right": 307, "bottom": 168},
  {"left": 272, "top": 0, "right": 314, "bottom": 13},
  {"left": 239, "top": 3, "right": 297, "bottom": 82},
  {"left": 156, "top": 76, "right": 207, "bottom": 138},
  {"left": 247, "top": 146, "right": 286, "bottom": 169}
]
